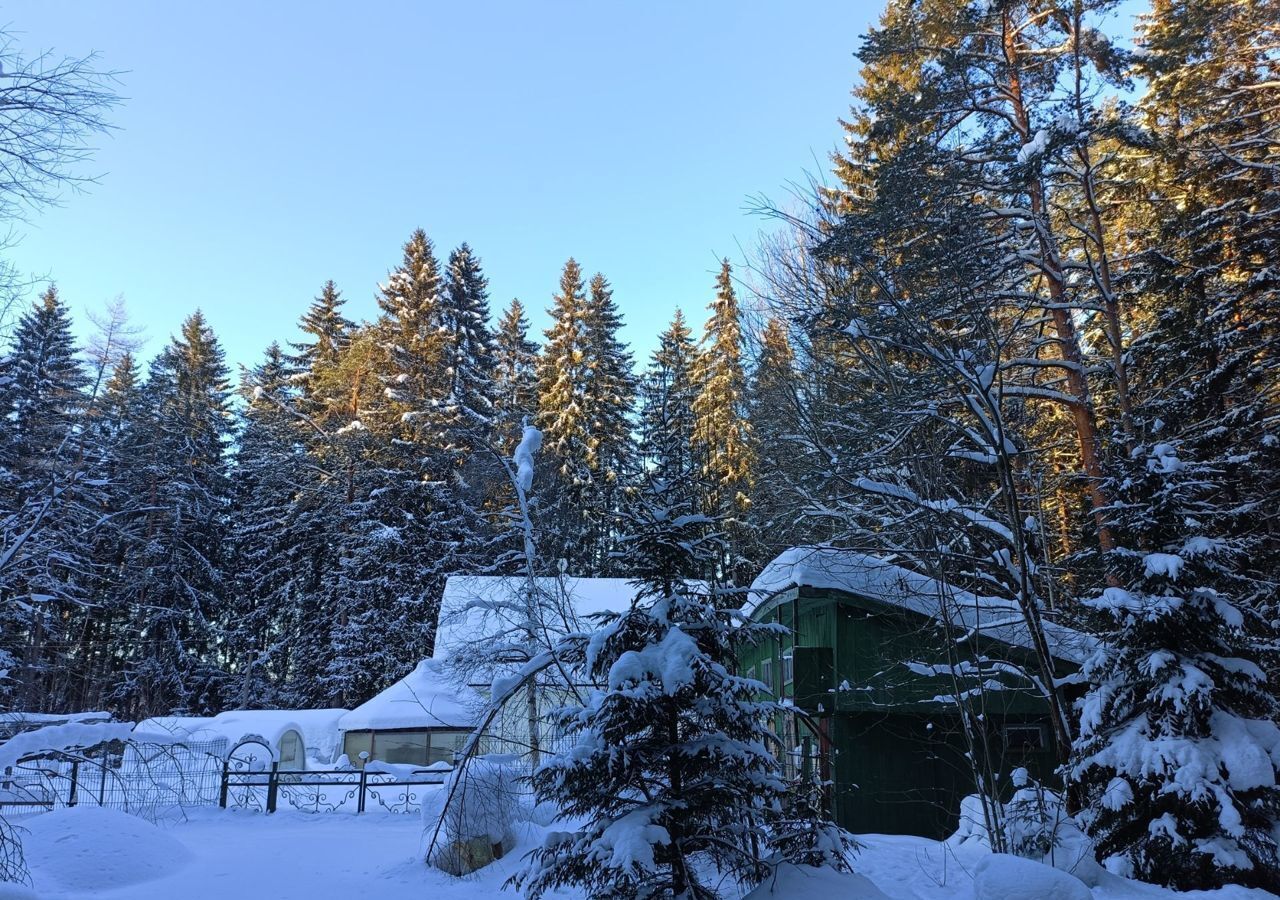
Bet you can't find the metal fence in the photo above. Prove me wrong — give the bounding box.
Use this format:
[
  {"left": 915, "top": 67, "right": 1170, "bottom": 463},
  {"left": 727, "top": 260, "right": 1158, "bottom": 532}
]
[
  {"left": 0, "top": 736, "right": 450, "bottom": 819},
  {"left": 0, "top": 739, "right": 226, "bottom": 819},
  {"left": 219, "top": 736, "right": 448, "bottom": 814}
]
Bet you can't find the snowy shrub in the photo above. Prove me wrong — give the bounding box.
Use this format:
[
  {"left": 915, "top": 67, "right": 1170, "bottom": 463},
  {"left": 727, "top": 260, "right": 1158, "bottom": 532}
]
[
  {"left": 423, "top": 758, "right": 523, "bottom": 874},
  {"left": 0, "top": 817, "right": 27, "bottom": 887},
  {"left": 1003, "top": 768, "right": 1068, "bottom": 860},
  {"left": 766, "top": 769, "right": 858, "bottom": 872}
]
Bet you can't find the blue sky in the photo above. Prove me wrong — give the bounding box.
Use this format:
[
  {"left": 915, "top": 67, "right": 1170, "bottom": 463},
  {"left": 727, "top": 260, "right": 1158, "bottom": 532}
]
[{"left": 2, "top": 1, "right": 883, "bottom": 373}]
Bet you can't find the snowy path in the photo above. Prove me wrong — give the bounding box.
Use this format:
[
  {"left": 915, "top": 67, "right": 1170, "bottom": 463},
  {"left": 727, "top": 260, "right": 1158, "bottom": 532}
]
[{"left": 14, "top": 808, "right": 1277, "bottom": 900}]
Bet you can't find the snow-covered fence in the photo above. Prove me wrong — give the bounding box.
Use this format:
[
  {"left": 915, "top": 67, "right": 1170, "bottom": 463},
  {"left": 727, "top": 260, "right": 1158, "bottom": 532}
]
[
  {"left": 219, "top": 740, "right": 450, "bottom": 815},
  {"left": 0, "top": 738, "right": 226, "bottom": 820}
]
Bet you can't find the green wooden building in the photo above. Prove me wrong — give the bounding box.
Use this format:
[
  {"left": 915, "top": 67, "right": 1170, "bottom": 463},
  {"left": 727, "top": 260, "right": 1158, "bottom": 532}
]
[{"left": 740, "top": 547, "right": 1090, "bottom": 839}]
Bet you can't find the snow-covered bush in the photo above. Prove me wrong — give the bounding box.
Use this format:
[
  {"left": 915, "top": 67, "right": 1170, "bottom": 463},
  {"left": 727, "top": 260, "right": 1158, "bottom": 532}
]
[
  {"left": 0, "top": 817, "right": 26, "bottom": 887},
  {"left": 1002, "top": 768, "right": 1067, "bottom": 861},
  {"left": 1069, "top": 442, "right": 1280, "bottom": 892},
  {"left": 422, "top": 758, "right": 523, "bottom": 875},
  {"left": 948, "top": 770, "right": 1105, "bottom": 886},
  {"left": 765, "top": 768, "right": 858, "bottom": 872}
]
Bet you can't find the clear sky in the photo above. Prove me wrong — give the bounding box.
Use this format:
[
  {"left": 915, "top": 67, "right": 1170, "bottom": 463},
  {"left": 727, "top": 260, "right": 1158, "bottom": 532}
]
[{"left": 1, "top": 1, "right": 883, "bottom": 373}]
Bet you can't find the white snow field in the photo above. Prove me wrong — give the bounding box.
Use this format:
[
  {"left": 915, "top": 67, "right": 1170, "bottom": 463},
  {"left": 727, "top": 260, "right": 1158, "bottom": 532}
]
[{"left": 13, "top": 807, "right": 1279, "bottom": 900}]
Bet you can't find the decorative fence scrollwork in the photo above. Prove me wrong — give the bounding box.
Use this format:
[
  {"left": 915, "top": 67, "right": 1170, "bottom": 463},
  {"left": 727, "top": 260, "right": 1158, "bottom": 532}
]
[{"left": 218, "top": 747, "right": 448, "bottom": 815}]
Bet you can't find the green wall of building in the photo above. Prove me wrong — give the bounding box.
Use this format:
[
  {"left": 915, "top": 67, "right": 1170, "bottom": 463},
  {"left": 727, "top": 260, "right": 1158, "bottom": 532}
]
[{"left": 741, "top": 586, "right": 1066, "bottom": 838}]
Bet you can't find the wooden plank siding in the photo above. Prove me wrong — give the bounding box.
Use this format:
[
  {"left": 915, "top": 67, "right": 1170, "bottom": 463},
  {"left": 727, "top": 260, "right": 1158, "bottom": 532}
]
[{"left": 740, "top": 585, "right": 1069, "bottom": 838}]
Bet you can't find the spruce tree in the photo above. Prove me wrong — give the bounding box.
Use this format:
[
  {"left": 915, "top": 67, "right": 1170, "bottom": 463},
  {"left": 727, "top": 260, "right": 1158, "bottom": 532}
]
[
  {"left": 377, "top": 228, "right": 447, "bottom": 424},
  {"left": 583, "top": 271, "right": 638, "bottom": 530},
  {"left": 289, "top": 280, "right": 352, "bottom": 403},
  {"left": 515, "top": 471, "right": 789, "bottom": 899},
  {"left": 745, "top": 317, "right": 802, "bottom": 565},
  {"left": 535, "top": 259, "right": 599, "bottom": 571},
  {"left": 112, "top": 312, "right": 234, "bottom": 717},
  {"left": 1127, "top": 0, "right": 1280, "bottom": 621},
  {"left": 692, "top": 261, "right": 754, "bottom": 581},
  {"left": 315, "top": 231, "right": 457, "bottom": 706},
  {"left": 434, "top": 242, "right": 498, "bottom": 454},
  {"left": 492, "top": 298, "right": 539, "bottom": 454},
  {"left": 0, "top": 286, "right": 92, "bottom": 709},
  {"left": 225, "top": 343, "right": 304, "bottom": 706},
  {"left": 638, "top": 310, "right": 698, "bottom": 509},
  {"left": 76, "top": 352, "right": 147, "bottom": 710},
  {"left": 1070, "top": 441, "right": 1280, "bottom": 891}
]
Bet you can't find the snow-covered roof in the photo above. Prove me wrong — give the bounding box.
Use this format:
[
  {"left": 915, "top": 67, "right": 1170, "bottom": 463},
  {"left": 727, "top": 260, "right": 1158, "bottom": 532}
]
[
  {"left": 746, "top": 546, "right": 1093, "bottom": 665},
  {"left": 134, "top": 709, "right": 347, "bottom": 760},
  {"left": 0, "top": 710, "right": 112, "bottom": 739},
  {"left": 337, "top": 659, "right": 484, "bottom": 732},
  {"left": 436, "top": 575, "right": 640, "bottom": 660}
]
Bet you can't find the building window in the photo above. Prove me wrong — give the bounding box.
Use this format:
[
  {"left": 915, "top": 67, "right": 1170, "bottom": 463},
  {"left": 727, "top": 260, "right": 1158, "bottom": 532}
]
[
  {"left": 761, "top": 658, "right": 774, "bottom": 691},
  {"left": 342, "top": 730, "right": 372, "bottom": 766},
  {"left": 428, "top": 730, "right": 468, "bottom": 765},
  {"left": 379, "top": 730, "right": 431, "bottom": 765},
  {"left": 278, "top": 729, "right": 303, "bottom": 769},
  {"left": 782, "top": 653, "right": 794, "bottom": 686},
  {"left": 342, "top": 728, "right": 471, "bottom": 768},
  {"left": 1003, "top": 724, "right": 1047, "bottom": 752}
]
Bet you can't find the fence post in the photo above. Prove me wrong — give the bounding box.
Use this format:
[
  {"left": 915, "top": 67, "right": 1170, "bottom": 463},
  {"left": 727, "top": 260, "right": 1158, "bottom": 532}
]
[
  {"left": 357, "top": 766, "right": 368, "bottom": 814},
  {"left": 219, "top": 759, "right": 229, "bottom": 809},
  {"left": 265, "top": 762, "right": 279, "bottom": 814},
  {"left": 68, "top": 760, "right": 80, "bottom": 808},
  {"left": 98, "top": 758, "right": 108, "bottom": 805}
]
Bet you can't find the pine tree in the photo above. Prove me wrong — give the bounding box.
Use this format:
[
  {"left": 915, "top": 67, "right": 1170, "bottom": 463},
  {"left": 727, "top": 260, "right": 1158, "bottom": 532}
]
[
  {"left": 514, "top": 472, "right": 789, "bottom": 899},
  {"left": 824, "top": 0, "right": 1134, "bottom": 561},
  {"left": 692, "top": 261, "right": 754, "bottom": 581},
  {"left": 280, "top": 328, "right": 387, "bottom": 707},
  {"left": 1071, "top": 441, "right": 1280, "bottom": 891}
]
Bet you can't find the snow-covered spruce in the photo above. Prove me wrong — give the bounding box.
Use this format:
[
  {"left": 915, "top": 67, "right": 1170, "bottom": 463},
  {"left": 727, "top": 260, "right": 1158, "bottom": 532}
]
[
  {"left": 1069, "top": 442, "right": 1280, "bottom": 892},
  {"left": 512, "top": 474, "right": 852, "bottom": 898}
]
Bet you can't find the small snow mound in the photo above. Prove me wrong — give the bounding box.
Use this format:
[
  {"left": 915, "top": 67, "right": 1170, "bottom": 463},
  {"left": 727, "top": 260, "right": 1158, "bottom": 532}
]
[
  {"left": 743, "top": 863, "right": 891, "bottom": 899},
  {"left": 972, "top": 854, "right": 1091, "bottom": 900},
  {"left": 0, "top": 885, "right": 40, "bottom": 900},
  {"left": 23, "top": 807, "right": 191, "bottom": 892}
]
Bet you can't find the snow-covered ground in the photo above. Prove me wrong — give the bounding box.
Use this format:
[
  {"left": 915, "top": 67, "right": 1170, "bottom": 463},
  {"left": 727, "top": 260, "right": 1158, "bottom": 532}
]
[{"left": 10, "top": 807, "right": 1277, "bottom": 900}]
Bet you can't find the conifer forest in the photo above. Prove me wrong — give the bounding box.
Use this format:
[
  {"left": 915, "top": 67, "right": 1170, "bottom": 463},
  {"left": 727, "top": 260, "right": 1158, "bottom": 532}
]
[{"left": 2, "top": 1, "right": 1280, "bottom": 897}]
